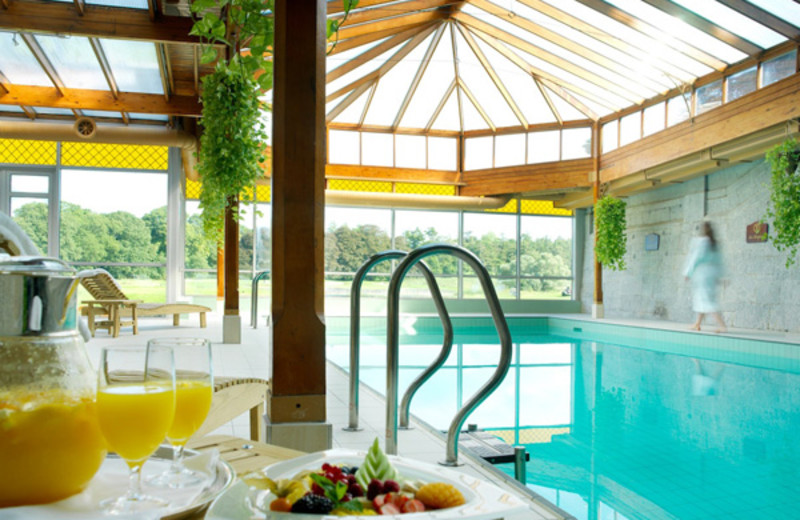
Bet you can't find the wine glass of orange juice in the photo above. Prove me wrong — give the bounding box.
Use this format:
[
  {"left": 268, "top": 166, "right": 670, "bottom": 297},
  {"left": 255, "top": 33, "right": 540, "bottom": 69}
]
[
  {"left": 147, "top": 337, "right": 213, "bottom": 488},
  {"left": 96, "top": 344, "right": 175, "bottom": 514}
]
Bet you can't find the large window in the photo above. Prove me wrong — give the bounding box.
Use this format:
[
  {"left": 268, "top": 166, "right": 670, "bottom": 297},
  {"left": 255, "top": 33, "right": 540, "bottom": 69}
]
[
  {"left": 462, "top": 212, "right": 517, "bottom": 299},
  {"left": 394, "top": 210, "right": 459, "bottom": 298},
  {"left": 520, "top": 215, "right": 573, "bottom": 299}
]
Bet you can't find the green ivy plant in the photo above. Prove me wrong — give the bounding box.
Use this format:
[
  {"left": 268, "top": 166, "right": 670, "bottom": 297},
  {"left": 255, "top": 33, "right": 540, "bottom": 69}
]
[
  {"left": 764, "top": 137, "right": 800, "bottom": 267},
  {"left": 595, "top": 196, "right": 627, "bottom": 271},
  {"left": 190, "top": 0, "right": 358, "bottom": 241}
]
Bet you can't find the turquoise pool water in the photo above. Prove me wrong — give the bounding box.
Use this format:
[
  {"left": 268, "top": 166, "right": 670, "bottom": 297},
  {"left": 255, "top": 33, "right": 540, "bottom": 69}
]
[{"left": 326, "top": 316, "right": 800, "bottom": 520}]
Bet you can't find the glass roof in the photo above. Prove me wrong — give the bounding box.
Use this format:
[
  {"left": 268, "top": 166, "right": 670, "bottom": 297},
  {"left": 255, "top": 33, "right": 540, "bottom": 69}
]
[{"left": 0, "top": 0, "right": 796, "bottom": 133}]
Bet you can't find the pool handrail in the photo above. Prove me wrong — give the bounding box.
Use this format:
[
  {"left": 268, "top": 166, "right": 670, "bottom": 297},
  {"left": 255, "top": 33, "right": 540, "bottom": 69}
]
[
  {"left": 386, "top": 244, "right": 512, "bottom": 465},
  {"left": 250, "top": 269, "right": 270, "bottom": 328},
  {"left": 346, "top": 250, "right": 452, "bottom": 432}
]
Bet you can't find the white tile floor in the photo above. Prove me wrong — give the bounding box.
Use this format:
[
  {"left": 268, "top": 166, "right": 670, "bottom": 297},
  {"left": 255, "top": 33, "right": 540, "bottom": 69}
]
[{"left": 85, "top": 312, "right": 800, "bottom": 520}]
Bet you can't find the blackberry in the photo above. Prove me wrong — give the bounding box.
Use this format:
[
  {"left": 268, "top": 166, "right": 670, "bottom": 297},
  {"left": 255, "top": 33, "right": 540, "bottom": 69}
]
[{"left": 291, "top": 494, "right": 335, "bottom": 514}]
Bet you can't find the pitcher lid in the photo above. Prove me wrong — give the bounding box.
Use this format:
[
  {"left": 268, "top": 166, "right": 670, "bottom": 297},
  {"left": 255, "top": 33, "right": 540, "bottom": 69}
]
[{"left": 0, "top": 256, "right": 75, "bottom": 275}]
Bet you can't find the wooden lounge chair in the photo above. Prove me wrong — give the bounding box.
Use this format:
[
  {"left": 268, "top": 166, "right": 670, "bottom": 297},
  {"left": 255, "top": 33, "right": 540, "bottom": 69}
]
[{"left": 79, "top": 268, "right": 211, "bottom": 337}]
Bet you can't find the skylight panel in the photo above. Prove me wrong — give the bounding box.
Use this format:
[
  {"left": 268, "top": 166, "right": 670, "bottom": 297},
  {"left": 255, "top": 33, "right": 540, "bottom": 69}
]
[
  {"left": 128, "top": 113, "right": 170, "bottom": 122},
  {"left": 672, "top": 0, "right": 784, "bottom": 49},
  {"left": 0, "top": 32, "right": 54, "bottom": 86},
  {"left": 454, "top": 29, "right": 520, "bottom": 128},
  {"left": 99, "top": 39, "right": 163, "bottom": 95},
  {"left": 327, "top": 37, "right": 389, "bottom": 73},
  {"left": 362, "top": 33, "right": 434, "bottom": 126},
  {"left": 399, "top": 25, "right": 455, "bottom": 129},
  {"left": 430, "top": 91, "right": 461, "bottom": 131},
  {"left": 569, "top": 92, "right": 614, "bottom": 118},
  {"left": 508, "top": 1, "right": 673, "bottom": 93},
  {"left": 461, "top": 91, "right": 490, "bottom": 131},
  {"left": 545, "top": 88, "right": 590, "bottom": 122},
  {"left": 81, "top": 110, "right": 124, "bottom": 118},
  {"left": 474, "top": 37, "right": 556, "bottom": 124},
  {"left": 749, "top": 0, "right": 800, "bottom": 28},
  {"left": 330, "top": 86, "right": 371, "bottom": 124},
  {"left": 0, "top": 105, "right": 24, "bottom": 113},
  {"left": 606, "top": 0, "right": 747, "bottom": 64},
  {"left": 32, "top": 106, "right": 74, "bottom": 116},
  {"left": 35, "top": 35, "right": 109, "bottom": 90},
  {"left": 326, "top": 46, "right": 399, "bottom": 98},
  {"left": 87, "top": 0, "right": 148, "bottom": 8},
  {"left": 539, "top": 0, "right": 712, "bottom": 79}
]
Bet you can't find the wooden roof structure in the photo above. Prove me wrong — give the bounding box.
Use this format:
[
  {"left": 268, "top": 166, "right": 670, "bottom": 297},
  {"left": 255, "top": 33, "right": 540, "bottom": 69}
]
[{"left": 1, "top": 0, "right": 799, "bottom": 206}]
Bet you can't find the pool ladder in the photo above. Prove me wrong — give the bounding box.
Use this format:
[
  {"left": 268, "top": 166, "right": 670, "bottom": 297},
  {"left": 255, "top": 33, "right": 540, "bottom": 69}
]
[{"left": 346, "top": 244, "right": 513, "bottom": 467}]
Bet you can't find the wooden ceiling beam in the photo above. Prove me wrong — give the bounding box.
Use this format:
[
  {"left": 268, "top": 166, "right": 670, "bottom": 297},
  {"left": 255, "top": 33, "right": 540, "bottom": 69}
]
[
  {"left": 458, "top": 78, "right": 495, "bottom": 131},
  {"left": 1, "top": 0, "right": 199, "bottom": 45},
  {"left": 463, "top": 20, "right": 618, "bottom": 114},
  {"left": 336, "top": 9, "right": 449, "bottom": 40},
  {"left": 148, "top": 0, "right": 162, "bottom": 21},
  {"left": 1, "top": 0, "right": 9, "bottom": 9},
  {"left": 716, "top": 0, "right": 800, "bottom": 41},
  {"left": 326, "top": 79, "right": 375, "bottom": 122},
  {"left": 535, "top": 78, "right": 562, "bottom": 125},
  {"left": 327, "top": 25, "right": 424, "bottom": 84},
  {"left": 424, "top": 78, "right": 456, "bottom": 131},
  {"left": 460, "top": 160, "right": 593, "bottom": 196},
  {"left": 515, "top": 0, "right": 690, "bottom": 86},
  {"left": 21, "top": 106, "right": 36, "bottom": 120},
  {"left": 455, "top": 13, "right": 643, "bottom": 105},
  {"left": 574, "top": 0, "right": 727, "bottom": 71},
  {"left": 20, "top": 33, "right": 67, "bottom": 96},
  {"left": 469, "top": 0, "right": 665, "bottom": 97},
  {"left": 334, "top": 0, "right": 461, "bottom": 27},
  {"left": 455, "top": 22, "right": 527, "bottom": 127},
  {"left": 0, "top": 84, "right": 201, "bottom": 116},
  {"left": 72, "top": 0, "right": 85, "bottom": 16},
  {"left": 641, "top": 0, "right": 761, "bottom": 55},
  {"left": 156, "top": 43, "right": 174, "bottom": 101}
]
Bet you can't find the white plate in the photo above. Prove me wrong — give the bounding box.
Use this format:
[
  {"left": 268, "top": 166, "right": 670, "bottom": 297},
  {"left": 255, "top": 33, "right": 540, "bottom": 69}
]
[{"left": 205, "top": 448, "right": 529, "bottom": 520}]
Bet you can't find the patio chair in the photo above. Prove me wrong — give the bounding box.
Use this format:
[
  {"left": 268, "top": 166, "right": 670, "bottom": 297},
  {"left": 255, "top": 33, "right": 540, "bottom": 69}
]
[{"left": 79, "top": 268, "right": 211, "bottom": 337}]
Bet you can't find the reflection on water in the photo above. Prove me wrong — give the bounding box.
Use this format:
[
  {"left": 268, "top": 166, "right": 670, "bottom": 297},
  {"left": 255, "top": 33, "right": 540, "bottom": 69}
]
[{"left": 327, "top": 322, "right": 800, "bottom": 520}]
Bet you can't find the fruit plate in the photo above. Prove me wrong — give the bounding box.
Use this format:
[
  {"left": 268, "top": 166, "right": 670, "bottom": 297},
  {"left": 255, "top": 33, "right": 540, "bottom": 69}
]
[{"left": 204, "top": 448, "right": 530, "bottom": 520}]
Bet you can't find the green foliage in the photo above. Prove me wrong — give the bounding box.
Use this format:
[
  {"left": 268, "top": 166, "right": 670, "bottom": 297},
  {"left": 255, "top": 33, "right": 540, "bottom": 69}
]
[
  {"left": 765, "top": 138, "right": 800, "bottom": 267},
  {"left": 595, "top": 196, "right": 627, "bottom": 271},
  {"left": 190, "top": 0, "right": 358, "bottom": 243}
]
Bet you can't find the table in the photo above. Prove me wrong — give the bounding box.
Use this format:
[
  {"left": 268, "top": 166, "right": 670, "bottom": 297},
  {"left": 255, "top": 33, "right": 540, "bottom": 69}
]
[{"left": 183, "top": 434, "right": 305, "bottom": 519}]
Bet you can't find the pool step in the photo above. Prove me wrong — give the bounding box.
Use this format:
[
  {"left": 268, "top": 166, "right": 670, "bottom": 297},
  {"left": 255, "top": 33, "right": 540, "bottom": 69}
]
[{"left": 458, "top": 428, "right": 530, "bottom": 465}]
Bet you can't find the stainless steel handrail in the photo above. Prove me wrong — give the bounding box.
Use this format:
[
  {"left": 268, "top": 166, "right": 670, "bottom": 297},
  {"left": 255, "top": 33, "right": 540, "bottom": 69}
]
[
  {"left": 386, "top": 244, "right": 512, "bottom": 465},
  {"left": 250, "top": 269, "right": 270, "bottom": 328},
  {"left": 346, "top": 250, "right": 452, "bottom": 431}
]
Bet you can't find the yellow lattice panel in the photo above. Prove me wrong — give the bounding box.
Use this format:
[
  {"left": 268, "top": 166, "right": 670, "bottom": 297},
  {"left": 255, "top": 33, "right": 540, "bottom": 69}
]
[
  {"left": 521, "top": 200, "right": 572, "bottom": 216},
  {"left": 518, "top": 427, "right": 571, "bottom": 444},
  {"left": 186, "top": 179, "right": 202, "bottom": 200},
  {"left": 485, "top": 199, "right": 518, "bottom": 213},
  {"left": 62, "top": 142, "right": 168, "bottom": 170},
  {"left": 0, "top": 139, "right": 57, "bottom": 165},
  {"left": 328, "top": 179, "right": 392, "bottom": 192},
  {"left": 487, "top": 429, "right": 516, "bottom": 444},
  {"left": 395, "top": 183, "right": 455, "bottom": 196},
  {"left": 256, "top": 184, "right": 271, "bottom": 202}
]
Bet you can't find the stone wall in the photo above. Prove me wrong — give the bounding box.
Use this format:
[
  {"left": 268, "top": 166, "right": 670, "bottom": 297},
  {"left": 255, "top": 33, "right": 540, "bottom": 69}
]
[{"left": 579, "top": 159, "right": 800, "bottom": 332}]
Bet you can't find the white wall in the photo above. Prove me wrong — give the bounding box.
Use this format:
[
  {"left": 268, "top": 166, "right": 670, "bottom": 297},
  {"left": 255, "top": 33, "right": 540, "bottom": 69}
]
[{"left": 580, "top": 159, "right": 800, "bottom": 332}]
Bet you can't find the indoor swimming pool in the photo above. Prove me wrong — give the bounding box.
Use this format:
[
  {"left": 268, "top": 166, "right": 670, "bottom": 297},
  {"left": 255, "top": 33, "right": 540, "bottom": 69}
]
[{"left": 326, "top": 316, "right": 800, "bottom": 520}]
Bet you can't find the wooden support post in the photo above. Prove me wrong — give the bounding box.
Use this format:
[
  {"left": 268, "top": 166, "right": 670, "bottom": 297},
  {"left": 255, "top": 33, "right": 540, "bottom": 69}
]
[
  {"left": 592, "top": 122, "right": 603, "bottom": 318},
  {"left": 216, "top": 247, "right": 224, "bottom": 303},
  {"left": 269, "top": 0, "right": 327, "bottom": 425},
  {"left": 224, "top": 196, "right": 239, "bottom": 315}
]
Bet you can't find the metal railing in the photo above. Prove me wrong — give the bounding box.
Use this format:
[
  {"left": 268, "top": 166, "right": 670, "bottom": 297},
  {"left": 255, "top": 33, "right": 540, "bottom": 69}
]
[
  {"left": 250, "top": 269, "right": 270, "bottom": 328},
  {"left": 346, "top": 250, "right": 452, "bottom": 431},
  {"left": 385, "top": 244, "right": 512, "bottom": 465}
]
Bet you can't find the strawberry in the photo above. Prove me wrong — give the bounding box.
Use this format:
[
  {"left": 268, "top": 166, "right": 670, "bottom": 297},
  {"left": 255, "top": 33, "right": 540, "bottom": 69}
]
[
  {"left": 402, "top": 499, "right": 426, "bottom": 513},
  {"left": 385, "top": 492, "right": 409, "bottom": 509},
  {"left": 378, "top": 503, "right": 402, "bottom": 515},
  {"left": 373, "top": 493, "right": 387, "bottom": 509}
]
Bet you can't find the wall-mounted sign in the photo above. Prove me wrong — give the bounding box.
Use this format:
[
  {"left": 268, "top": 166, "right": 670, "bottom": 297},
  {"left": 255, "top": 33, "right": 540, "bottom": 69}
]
[
  {"left": 645, "top": 233, "right": 660, "bottom": 251},
  {"left": 746, "top": 221, "right": 768, "bottom": 243}
]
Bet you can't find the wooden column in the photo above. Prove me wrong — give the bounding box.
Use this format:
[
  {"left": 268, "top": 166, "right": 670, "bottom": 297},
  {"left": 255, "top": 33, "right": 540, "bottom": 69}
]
[
  {"left": 216, "top": 247, "right": 225, "bottom": 302},
  {"left": 269, "top": 0, "right": 327, "bottom": 424},
  {"left": 592, "top": 122, "right": 603, "bottom": 307},
  {"left": 224, "top": 196, "right": 239, "bottom": 315}
]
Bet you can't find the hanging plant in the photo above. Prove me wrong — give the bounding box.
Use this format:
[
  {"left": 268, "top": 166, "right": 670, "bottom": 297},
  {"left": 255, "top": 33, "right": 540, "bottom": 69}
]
[
  {"left": 764, "top": 137, "right": 800, "bottom": 267},
  {"left": 595, "top": 196, "right": 627, "bottom": 271},
  {"left": 190, "top": 0, "right": 358, "bottom": 241}
]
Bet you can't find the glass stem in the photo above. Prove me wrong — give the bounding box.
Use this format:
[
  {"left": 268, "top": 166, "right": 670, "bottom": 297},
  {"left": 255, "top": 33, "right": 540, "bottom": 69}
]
[
  {"left": 170, "top": 444, "right": 186, "bottom": 474},
  {"left": 127, "top": 464, "right": 144, "bottom": 500}
]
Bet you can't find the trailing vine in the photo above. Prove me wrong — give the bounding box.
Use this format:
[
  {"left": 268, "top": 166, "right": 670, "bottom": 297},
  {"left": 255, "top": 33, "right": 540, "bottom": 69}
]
[
  {"left": 190, "top": 0, "right": 358, "bottom": 241},
  {"left": 764, "top": 138, "right": 800, "bottom": 267},
  {"left": 595, "top": 196, "right": 627, "bottom": 271}
]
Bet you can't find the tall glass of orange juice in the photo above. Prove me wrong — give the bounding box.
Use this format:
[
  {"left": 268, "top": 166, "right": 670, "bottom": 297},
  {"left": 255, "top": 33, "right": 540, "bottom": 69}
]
[
  {"left": 147, "top": 337, "right": 213, "bottom": 488},
  {"left": 96, "top": 344, "right": 175, "bottom": 514}
]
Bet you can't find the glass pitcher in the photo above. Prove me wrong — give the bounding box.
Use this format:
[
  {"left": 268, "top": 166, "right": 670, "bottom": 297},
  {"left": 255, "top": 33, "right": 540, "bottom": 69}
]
[{"left": 0, "top": 257, "right": 107, "bottom": 507}]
